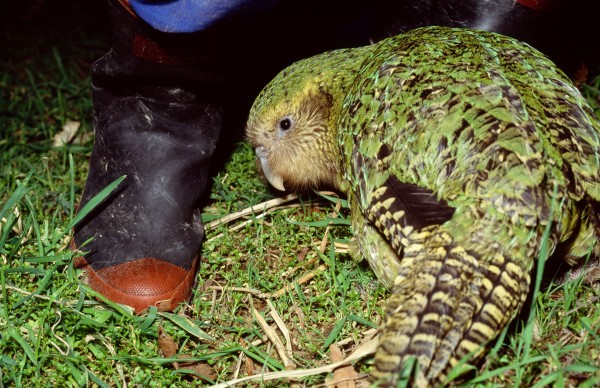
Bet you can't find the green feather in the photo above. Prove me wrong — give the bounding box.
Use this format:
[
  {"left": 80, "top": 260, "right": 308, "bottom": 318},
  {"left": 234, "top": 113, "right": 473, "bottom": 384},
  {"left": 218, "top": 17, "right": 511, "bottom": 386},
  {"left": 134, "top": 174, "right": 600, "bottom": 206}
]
[{"left": 246, "top": 26, "right": 600, "bottom": 386}]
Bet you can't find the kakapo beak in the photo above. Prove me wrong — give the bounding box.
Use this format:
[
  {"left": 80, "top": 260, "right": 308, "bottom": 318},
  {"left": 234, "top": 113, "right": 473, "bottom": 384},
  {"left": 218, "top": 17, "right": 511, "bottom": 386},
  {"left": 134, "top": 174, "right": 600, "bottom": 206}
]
[{"left": 256, "top": 146, "right": 285, "bottom": 191}]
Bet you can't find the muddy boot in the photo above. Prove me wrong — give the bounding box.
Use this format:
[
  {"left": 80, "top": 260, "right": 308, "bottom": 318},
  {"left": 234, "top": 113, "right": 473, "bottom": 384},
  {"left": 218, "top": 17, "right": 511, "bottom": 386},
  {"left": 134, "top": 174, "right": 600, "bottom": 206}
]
[{"left": 73, "top": 0, "right": 223, "bottom": 313}]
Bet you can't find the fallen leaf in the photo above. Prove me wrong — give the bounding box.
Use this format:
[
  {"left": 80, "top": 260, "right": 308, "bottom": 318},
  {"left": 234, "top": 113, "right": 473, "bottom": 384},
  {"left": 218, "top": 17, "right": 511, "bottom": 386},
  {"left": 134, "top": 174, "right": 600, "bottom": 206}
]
[
  {"left": 327, "top": 344, "right": 359, "bottom": 388},
  {"left": 186, "top": 361, "right": 217, "bottom": 381},
  {"left": 155, "top": 299, "right": 173, "bottom": 312},
  {"left": 158, "top": 326, "right": 218, "bottom": 380},
  {"left": 53, "top": 120, "right": 80, "bottom": 147},
  {"left": 158, "top": 325, "right": 179, "bottom": 369},
  {"left": 244, "top": 355, "right": 256, "bottom": 376}
]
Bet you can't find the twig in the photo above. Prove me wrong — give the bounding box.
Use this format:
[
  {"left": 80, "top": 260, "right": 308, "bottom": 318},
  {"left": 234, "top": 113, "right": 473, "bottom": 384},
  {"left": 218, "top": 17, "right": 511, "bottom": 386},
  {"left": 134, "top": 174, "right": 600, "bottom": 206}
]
[
  {"left": 267, "top": 299, "right": 294, "bottom": 366},
  {"left": 206, "top": 285, "right": 271, "bottom": 299},
  {"left": 208, "top": 334, "right": 379, "bottom": 388},
  {"left": 266, "top": 298, "right": 299, "bottom": 388},
  {"left": 565, "top": 295, "right": 600, "bottom": 316},
  {"left": 49, "top": 310, "right": 70, "bottom": 356},
  {"left": 250, "top": 300, "right": 292, "bottom": 370},
  {"left": 233, "top": 350, "right": 244, "bottom": 380},
  {"left": 272, "top": 264, "right": 328, "bottom": 298},
  {"left": 271, "top": 194, "right": 344, "bottom": 298},
  {"left": 335, "top": 328, "right": 378, "bottom": 348},
  {"left": 206, "top": 194, "right": 299, "bottom": 231}
]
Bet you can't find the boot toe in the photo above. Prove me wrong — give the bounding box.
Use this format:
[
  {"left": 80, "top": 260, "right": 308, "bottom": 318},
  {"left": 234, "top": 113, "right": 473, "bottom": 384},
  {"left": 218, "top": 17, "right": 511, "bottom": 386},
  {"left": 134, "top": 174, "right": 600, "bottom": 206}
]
[{"left": 75, "top": 256, "right": 199, "bottom": 313}]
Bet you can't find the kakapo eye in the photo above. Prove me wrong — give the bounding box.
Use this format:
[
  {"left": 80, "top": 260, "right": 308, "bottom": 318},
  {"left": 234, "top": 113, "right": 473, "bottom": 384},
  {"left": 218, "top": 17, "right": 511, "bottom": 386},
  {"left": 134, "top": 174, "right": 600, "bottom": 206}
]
[{"left": 278, "top": 117, "right": 293, "bottom": 131}]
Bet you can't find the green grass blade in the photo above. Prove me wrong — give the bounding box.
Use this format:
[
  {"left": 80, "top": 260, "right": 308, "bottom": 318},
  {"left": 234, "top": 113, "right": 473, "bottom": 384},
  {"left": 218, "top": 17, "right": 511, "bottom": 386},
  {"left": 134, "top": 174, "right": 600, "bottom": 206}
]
[
  {"left": 159, "top": 312, "right": 215, "bottom": 342},
  {"left": 313, "top": 191, "right": 349, "bottom": 209},
  {"left": 6, "top": 325, "right": 37, "bottom": 366},
  {"left": 23, "top": 194, "right": 44, "bottom": 257},
  {"left": 68, "top": 175, "right": 126, "bottom": 230},
  {"left": 323, "top": 316, "right": 346, "bottom": 349},
  {"left": 46, "top": 175, "right": 126, "bottom": 251},
  {"left": 288, "top": 217, "right": 351, "bottom": 227},
  {"left": 69, "top": 153, "right": 75, "bottom": 224},
  {"left": 347, "top": 314, "right": 378, "bottom": 329},
  {"left": 520, "top": 185, "right": 563, "bottom": 363},
  {"left": 0, "top": 160, "right": 42, "bottom": 222},
  {"left": 140, "top": 306, "right": 159, "bottom": 332}
]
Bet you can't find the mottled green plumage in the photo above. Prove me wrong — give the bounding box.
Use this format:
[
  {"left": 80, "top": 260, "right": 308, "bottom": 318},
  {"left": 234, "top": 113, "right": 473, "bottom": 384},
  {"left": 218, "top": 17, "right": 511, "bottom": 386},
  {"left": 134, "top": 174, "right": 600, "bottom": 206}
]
[{"left": 246, "top": 26, "right": 600, "bottom": 385}]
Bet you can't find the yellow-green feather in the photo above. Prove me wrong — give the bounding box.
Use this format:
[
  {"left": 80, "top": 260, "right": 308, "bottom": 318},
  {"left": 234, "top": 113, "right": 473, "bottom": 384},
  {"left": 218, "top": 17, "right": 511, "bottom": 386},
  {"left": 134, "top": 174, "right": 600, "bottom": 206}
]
[{"left": 246, "top": 26, "right": 600, "bottom": 386}]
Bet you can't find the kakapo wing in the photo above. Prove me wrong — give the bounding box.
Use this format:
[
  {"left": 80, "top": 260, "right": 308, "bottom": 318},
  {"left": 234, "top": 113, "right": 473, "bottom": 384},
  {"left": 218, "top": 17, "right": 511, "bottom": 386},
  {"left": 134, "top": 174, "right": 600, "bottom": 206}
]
[{"left": 338, "top": 26, "right": 600, "bottom": 385}]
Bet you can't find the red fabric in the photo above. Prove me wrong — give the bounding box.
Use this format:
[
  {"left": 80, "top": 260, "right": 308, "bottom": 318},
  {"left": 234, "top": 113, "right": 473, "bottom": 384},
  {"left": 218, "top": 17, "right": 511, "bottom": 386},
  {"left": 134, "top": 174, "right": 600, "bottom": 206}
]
[
  {"left": 516, "top": 0, "right": 556, "bottom": 10},
  {"left": 132, "top": 33, "right": 194, "bottom": 65}
]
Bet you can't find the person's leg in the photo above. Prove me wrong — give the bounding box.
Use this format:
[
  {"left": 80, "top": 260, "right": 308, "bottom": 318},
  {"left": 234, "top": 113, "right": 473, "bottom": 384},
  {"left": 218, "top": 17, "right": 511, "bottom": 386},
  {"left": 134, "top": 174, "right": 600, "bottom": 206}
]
[
  {"left": 73, "top": 0, "right": 373, "bottom": 314},
  {"left": 73, "top": 0, "right": 223, "bottom": 313}
]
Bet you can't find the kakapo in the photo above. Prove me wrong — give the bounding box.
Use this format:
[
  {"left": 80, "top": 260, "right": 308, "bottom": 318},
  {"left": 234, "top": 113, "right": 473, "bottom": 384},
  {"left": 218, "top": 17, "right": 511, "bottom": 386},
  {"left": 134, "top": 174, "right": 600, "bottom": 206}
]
[{"left": 246, "top": 26, "right": 600, "bottom": 385}]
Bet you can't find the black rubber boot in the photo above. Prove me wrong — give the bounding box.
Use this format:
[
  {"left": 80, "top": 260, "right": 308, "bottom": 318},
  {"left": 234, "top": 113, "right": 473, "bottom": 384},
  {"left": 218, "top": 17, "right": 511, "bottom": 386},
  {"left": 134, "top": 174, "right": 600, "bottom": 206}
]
[{"left": 73, "top": 0, "right": 223, "bottom": 313}]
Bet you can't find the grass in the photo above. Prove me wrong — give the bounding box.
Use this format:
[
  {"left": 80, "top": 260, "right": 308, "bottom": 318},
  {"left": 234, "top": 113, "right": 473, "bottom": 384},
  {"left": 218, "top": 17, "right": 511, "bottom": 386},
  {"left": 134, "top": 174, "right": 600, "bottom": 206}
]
[{"left": 1, "top": 2, "right": 600, "bottom": 387}]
